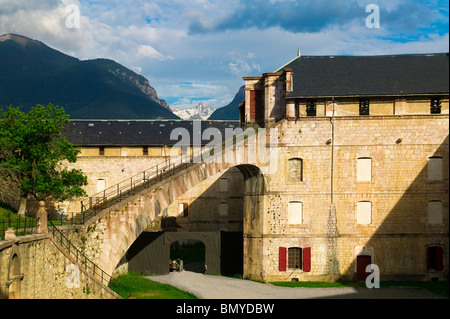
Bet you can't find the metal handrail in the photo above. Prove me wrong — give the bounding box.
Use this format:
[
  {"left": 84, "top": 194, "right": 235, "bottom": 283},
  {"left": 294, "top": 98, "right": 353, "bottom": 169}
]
[
  {"left": 0, "top": 216, "right": 39, "bottom": 240},
  {"left": 47, "top": 220, "right": 128, "bottom": 298},
  {"left": 76, "top": 130, "right": 254, "bottom": 224}
]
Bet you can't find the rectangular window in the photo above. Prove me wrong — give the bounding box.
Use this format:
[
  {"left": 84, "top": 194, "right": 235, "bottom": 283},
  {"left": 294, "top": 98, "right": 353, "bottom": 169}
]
[
  {"left": 288, "top": 201, "right": 303, "bottom": 225},
  {"left": 428, "top": 201, "right": 443, "bottom": 225},
  {"left": 427, "top": 246, "right": 444, "bottom": 271},
  {"left": 250, "top": 90, "right": 264, "bottom": 121},
  {"left": 357, "top": 158, "right": 372, "bottom": 182},
  {"left": 99, "top": 146, "right": 105, "bottom": 156},
  {"left": 96, "top": 179, "right": 106, "bottom": 193},
  {"left": 279, "top": 247, "right": 311, "bottom": 272},
  {"left": 143, "top": 146, "right": 149, "bottom": 156},
  {"left": 359, "top": 99, "right": 370, "bottom": 115},
  {"left": 219, "top": 201, "right": 228, "bottom": 216},
  {"left": 219, "top": 178, "right": 229, "bottom": 192},
  {"left": 288, "top": 247, "right": 302, "bottom": 269},
  {"left": 288, "top": 158, "right": 303, "bottom": 182},
  {"left": 431, "top": 98, "right": 442, "bottom": 114},
  {"left": 357, "top": 201, "right": 372, "bottom": 225},
  {"left": 306, "top": 100, "right": 317, "bottom": 116},
  {"left": 180, "top": 203, "right": 189, "bottom": 217},
  {"left": 428, "top": 157, "right": 443, "bottom": 181}
]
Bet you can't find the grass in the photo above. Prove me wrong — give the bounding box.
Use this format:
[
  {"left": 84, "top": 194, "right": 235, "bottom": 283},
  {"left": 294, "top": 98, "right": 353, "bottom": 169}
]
[
  {"left": 0, "top": 203, "right": 37, "bottom": 239},
  {"left": 270, "top": 281, "right": 449, "bottom": 298},
  {"left": 110, "top": 273, "right": 198, "bottom": 299}
]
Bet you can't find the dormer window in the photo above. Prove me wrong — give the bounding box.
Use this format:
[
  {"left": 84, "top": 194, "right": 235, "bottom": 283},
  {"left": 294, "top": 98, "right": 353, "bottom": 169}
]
[
  {"left": 431, "top": 98, "right": 441, "bottom": 114},
  {"left": 359, "top": 99, "right": 370, "bottom": 115},
  {"left": 306, "top": 100, "right": 316, "bottom": 117}
]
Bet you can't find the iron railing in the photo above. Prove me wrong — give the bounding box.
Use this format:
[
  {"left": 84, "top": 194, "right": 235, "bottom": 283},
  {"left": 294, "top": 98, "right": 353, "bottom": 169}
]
[
  {"left": 73, "top": 130, "right": 254, "bottom": 225},
  {"left": 47, "top": 220, "right": 129, "bottom": 298},
  {"left": 0, "top": 216, "right": 38, "bottom": 240},
  {"left": 76, "top": 148, "right": 215, "bottom": 224}
]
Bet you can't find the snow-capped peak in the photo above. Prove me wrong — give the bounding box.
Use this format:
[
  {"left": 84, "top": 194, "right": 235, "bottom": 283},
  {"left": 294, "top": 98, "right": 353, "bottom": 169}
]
[{"left": 170, "top": 102, "right": 215, "bottom": 120}]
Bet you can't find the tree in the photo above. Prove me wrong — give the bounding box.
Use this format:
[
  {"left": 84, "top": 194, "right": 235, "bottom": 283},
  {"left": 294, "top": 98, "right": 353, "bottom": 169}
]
[{"left": 0, "top": 104, "right": 87, "bottom": 215}]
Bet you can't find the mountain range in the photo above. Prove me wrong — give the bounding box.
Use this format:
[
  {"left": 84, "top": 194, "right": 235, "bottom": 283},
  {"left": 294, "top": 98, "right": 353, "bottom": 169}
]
[
  {"left": 170, "top": 102, "right": 215, "bottom": 120},
  {"left": 0, "top": 33, "right": 242, "bottom": 121}
]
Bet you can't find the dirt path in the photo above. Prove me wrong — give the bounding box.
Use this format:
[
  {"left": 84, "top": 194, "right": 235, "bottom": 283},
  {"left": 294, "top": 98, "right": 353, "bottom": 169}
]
[{"left": 147, "top": 271, "right": 446, "bottom": 299}]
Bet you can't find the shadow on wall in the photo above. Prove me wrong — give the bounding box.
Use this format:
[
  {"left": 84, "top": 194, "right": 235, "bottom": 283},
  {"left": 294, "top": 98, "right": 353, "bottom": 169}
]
[
  {"left": 343, "top": 135, "right": 449, "bottom": 282},
  {"left": 114, "top": 164, "right": 264, "bottom": 277}
]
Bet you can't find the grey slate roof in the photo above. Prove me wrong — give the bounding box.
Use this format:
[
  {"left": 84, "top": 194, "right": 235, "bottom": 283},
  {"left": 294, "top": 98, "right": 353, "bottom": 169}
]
[
  {"left": 281, "top": 53, "right": 449, "bottom": 98},
  {"left": 63, "top": 120, "right": 241, "bottom": 146}
]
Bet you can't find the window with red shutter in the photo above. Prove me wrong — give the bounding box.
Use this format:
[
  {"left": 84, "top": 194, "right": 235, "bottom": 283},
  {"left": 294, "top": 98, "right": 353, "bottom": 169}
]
[
  {"left": 303, "top": 247, "right": 311, "bottom": 272},
  {"left": 279, "top": 247, "right": 287, "bottom": 271}
]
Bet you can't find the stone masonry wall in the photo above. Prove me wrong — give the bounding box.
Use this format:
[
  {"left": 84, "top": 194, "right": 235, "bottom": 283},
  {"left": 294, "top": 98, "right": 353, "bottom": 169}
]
[{"left": 0, "top": 235, "right": 117, "bottom": 299}]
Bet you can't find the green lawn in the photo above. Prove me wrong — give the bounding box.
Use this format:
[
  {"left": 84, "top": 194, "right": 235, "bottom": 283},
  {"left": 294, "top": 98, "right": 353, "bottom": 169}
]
[
  {"left": 0, "top": 204, "right": 37, "bottom": 238},
  {"left": 270, "top": 281, "right": 449, "bottom": 298},
  {"left": 110, "top": 273, "right": 198, "bottom": 299}
]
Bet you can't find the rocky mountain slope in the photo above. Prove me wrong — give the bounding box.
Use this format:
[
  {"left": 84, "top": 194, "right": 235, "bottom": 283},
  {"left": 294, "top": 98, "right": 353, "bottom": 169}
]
[
  {"left": 0, "top": 33, "right": 178, "bottom": 119},
  {"left": 208, "top": 86, "right": 244, "bottom": 121}
]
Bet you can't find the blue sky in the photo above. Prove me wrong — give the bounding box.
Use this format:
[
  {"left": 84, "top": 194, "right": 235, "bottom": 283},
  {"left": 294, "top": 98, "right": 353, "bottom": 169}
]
[{"left": 0, "top": 0, "right": 448, "bottom": 110}]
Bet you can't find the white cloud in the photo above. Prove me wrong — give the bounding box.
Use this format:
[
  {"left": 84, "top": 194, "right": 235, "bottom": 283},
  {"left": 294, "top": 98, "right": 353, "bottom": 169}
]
[
  {"left": 0, "top": 0, "right": 447, "bottom": 113},
  {"left": 137, "top": 45, "right": 169, "bottom": 60}
]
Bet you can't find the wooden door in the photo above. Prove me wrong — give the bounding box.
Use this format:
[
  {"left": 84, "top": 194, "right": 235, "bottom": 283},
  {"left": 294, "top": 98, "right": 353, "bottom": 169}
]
[{"left": 356, "top": 255, "right": 372, "bottom": 281}]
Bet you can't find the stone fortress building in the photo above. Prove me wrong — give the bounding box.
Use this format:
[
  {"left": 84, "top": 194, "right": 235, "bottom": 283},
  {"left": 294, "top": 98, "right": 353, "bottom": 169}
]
[
  {"left": 2, "top": 52, "right": 447, "bottom": 299},
  {"left": 59, "top": 53, "right": 448, "bottom": 282}
]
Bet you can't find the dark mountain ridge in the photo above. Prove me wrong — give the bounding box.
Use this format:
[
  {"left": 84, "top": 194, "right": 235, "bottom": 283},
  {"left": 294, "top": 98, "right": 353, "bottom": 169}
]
[{"left": 0, "top": 33, "right": 178, "bottom": 119}]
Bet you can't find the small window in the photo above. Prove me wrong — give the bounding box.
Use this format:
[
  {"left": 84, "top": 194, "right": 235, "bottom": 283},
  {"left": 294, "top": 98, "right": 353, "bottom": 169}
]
[
  {"left": 99, "top": 146, "right": 105, "bottom": 156},
  {"left": 288, "top": 158, "right": 303, "bottom": 182},
  {"left": 357, "top": 158, "right": 372, "bottom": 182},
  {"left": 428, "top": 157, "right": 443, "bottom": 181},
  {"left": 306, "top": 100, "right": 317, "bottom": 117},
  {"left": 357, "top": 201, "right": 372, "bottom": 225},
  {"left": 359, "top": 99, "right": 370, "bottom": 115},
  {"left": 428, "top": 201, "right": 443, "bottom": 225},
  {"left": 96, "top": 179, "right": 106, "bottom": 193},
  {"left": 288, "top": 247, "right": 302, "bottom": 269},
  {"left": 180, "top": 203, "right": 189, "bottom": 217},
  {"left": 219, "top": 178, "right": 228, "bottom": 192},
  {"left": 288, "top": 201, "right": 303, "bottom": 225},
  {"left": 143, "top": 146, "right": 149, "bottom": 156},
  {"left": 427, "top": 246, "right": 444, "bottom": 271},
  {"left": 431, "top": 98, "right": 442, "bottom": 114},
  {"left": 219, "top": 201, "right": 228, "bottom": 216}
]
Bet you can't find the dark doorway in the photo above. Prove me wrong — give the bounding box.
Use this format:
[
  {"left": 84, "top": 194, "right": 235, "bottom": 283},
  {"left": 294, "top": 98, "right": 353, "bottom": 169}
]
[
  {"left": 170, "top": 240, "right": 206, "bottom": 273},
  {"left": 356, "top": 255, "right": 372, "bottom": 281},
  {"left": 220, "top": 231, "right": 243, "bottom": 277}
]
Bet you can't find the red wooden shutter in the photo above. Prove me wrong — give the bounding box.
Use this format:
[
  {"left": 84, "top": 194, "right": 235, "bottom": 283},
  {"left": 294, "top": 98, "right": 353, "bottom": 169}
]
[
  {"left": 436, "top": 246, "right": 444, "bottom": 271},
  {"left": 303, "top": 247, "right": 311, "bottom": 272},
  {"left": 279, "top": 247, "right": 287, "bottom": 271}
]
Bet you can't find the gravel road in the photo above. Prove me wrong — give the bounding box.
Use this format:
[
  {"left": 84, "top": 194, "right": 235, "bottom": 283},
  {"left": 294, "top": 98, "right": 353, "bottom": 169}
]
[{"left": 147, "top": 271, "right": 446, "bottom": 299}]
